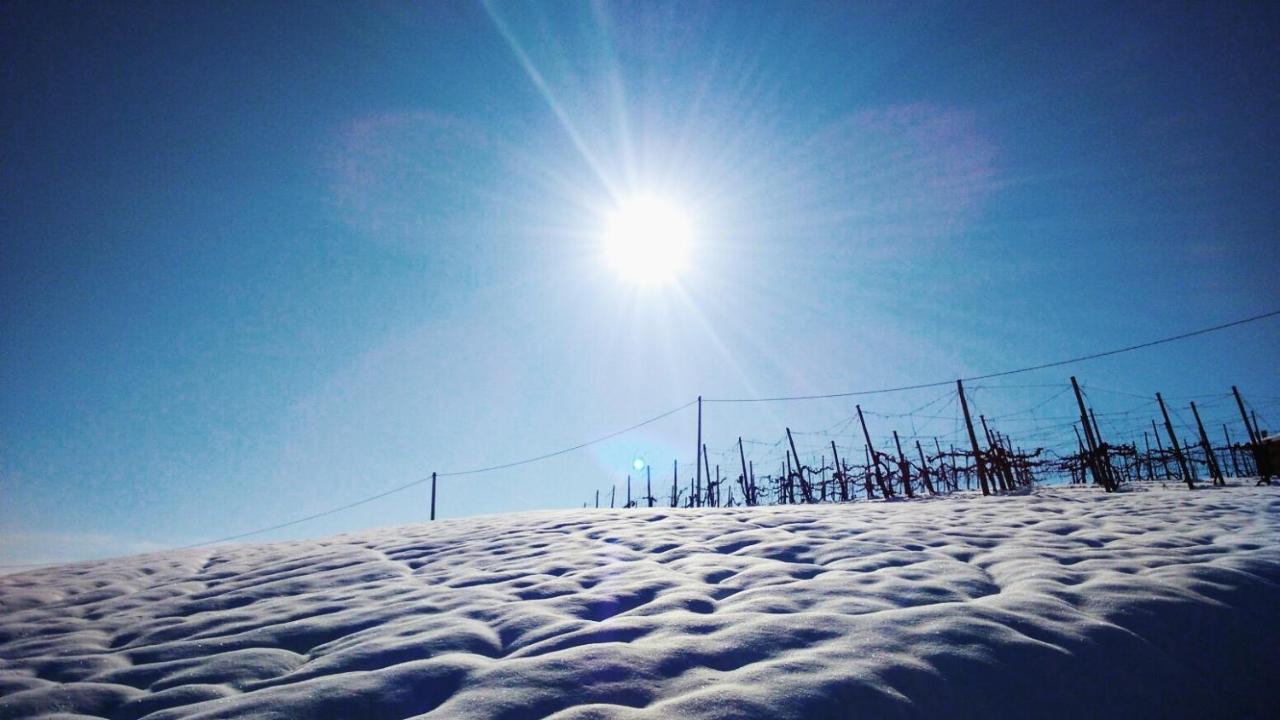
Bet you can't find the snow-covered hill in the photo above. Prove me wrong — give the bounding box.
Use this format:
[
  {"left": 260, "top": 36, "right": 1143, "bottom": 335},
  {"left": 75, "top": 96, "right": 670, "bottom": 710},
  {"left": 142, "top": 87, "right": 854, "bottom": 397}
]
[{"left": 1, "top": 486, "right": 1278, "bottom": 719}]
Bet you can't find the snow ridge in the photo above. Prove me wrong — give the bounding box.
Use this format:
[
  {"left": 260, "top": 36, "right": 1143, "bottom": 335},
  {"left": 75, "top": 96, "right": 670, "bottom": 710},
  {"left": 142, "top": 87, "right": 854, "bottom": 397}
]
[{"left": 2, "top": 486, "right": 1278, "bottom": 719}]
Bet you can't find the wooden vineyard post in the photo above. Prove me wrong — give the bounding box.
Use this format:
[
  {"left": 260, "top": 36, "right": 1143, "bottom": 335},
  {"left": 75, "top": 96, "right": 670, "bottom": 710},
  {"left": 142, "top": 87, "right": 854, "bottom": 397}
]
[
  {"left": 1233, "top": 385, "right": 1271, "bottom": 485},
  {"left": 626, "top": 475, "right": 632, "bottom": 507},
  {"left": 714, "top": 463, "right": 721, "bottom": 507},
  {"left": 702, "top": 445, "right": 713, "bottom": 507},
  {"left": 1223, "top": 425, "right": 1241, "bottom": 478},
  {"left": 430, "top": 472, "right": 437, "bottom": 521},
  {"left": 1071, "top": 377, "right": 1113, "bottom": 492},
  {"left": 1143, "top": 431, "right": 1157, "bottom": 481},
  {"left": 647, "top": 465, "right": 653, "bottom": 508},
  {"left": 695, "top": 396, "right": 703, "bottom": 508},
  {"left": 832, "top": 440, "right": 849, "bottom": 502},
  {"left": 957, "top": 380, "right": 991, "bottom": 496},
  {"left": 1190, "top": 402, "right": 1224, "bottom": 485},
  {"left": 1157, "top": 392, "right": 1194, "bottom": 489},
  {"left": 1151, "top": 420, "right": 1172, "bottom": 480},
  {"left": 738, "top": 437, "right": 751, "bottom": 506},
  {"left": 610, "top": 485, "right": 615, "bottom": 508},
  {"left": 863, "top": 445, "right": 876, "bottom": 499},
  {"left": 980, "top": 415, "right": 1012, "bottom": 492},
  {"left": 671, "top": 460, "right": 678, "bottom": 508},
  {"left": 893, "top": 431, "right": 915, "bottom": 498},
  {"left": 935, "top": 438, "right": 953, "bottom": 492},
  {"left": 1088, "top": 407, "right": 1116, "bottom": 490},
  {"left": 917, "top": 440, "right": 937, "bottom": 495},
  {"left": 857, "top": 406, "right": 893, "bottom": 498},
  {"left": 785, "top": 428, "right": 815, "bottom": 503}
]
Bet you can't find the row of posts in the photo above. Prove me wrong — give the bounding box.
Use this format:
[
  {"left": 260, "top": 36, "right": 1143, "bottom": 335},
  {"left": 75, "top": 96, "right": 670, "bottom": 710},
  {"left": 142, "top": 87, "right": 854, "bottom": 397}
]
[{"left": 428, "top": 379, "right": 1273, "bottom": 519}]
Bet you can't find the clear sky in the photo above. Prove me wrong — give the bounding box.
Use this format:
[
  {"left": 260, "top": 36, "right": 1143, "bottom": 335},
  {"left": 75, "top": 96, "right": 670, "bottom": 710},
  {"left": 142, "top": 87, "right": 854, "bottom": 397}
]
[{"left": 3, "top": 1, "right": 1278, "bottom": 567}]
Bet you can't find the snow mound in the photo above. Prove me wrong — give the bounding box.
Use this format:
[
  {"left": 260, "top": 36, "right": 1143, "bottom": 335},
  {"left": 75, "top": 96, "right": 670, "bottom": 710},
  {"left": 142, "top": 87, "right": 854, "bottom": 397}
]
[{"left": 2, "top": 487, "right": 1278, "bottom": 719}]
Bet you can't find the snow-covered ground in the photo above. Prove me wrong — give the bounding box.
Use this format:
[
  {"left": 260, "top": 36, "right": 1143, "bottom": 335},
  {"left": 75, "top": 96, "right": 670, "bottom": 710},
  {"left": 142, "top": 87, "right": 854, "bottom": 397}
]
[{"left": 1, "top": 485, "right": 1277, "bottom": 719}]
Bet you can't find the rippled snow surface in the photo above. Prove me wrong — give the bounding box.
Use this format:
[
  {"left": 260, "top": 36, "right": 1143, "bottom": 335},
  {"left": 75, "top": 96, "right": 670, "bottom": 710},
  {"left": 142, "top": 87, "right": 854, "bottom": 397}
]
[{"left": 2, "top": 486, "right": 1278, "bottom": 719}]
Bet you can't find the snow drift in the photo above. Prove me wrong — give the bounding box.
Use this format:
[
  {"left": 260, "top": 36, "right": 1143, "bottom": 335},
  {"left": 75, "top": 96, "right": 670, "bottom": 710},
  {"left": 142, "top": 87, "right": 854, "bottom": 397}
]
[{"left": 1, "top": 486, "right": 1278, "bottom": 719}]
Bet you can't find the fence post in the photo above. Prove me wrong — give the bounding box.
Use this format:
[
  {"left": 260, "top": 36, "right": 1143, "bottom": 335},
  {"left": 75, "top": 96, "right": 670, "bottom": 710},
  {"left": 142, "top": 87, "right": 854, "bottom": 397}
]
[
  {"left": 695, "top": 395, "right": 703, "bottom": 508},
  {"left": 1071, "top": 377, "right": 1112, "bottom": 491},
  {"left": 1157, "top": 392, "right": 1194, "bottom": 489},
  {"left": 857, "top": 407, "right": 893, "bottom": 498},
  {"left": 671, "top": 459, "right": 678, "bottom": 508},
  {"left": 1190, "top": 401, "right": 1224, "bottom": 485},
  {"left": 957, "top": 380, "right": 991, "bottom": 495},
  {"left": 893, "top": 431, "right": 914, "bottom": 498},
  {"left": 430, "top": 472, "right": 437, "bottom": 521},
  {"left": 647, "top": 465, "right": 653, "bottom": 508},
  {"left": 916, "top": 440, "right": 936, "bottom": 495},
  {"left": 1223, "top": 424, "right": 1240, "bottom": 478},
  {"left": 1233, "top": 385, "right": 1271, "bottom": 485},
  {"left": 831, "top": 440, "right": 848, "bottom": 501}
]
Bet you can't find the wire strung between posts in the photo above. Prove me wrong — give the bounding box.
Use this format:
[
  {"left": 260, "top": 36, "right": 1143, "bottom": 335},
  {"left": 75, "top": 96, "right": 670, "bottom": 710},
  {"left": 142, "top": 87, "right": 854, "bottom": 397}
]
[
  {"left": 702, "top": 308, "right": 1280, "bottom": 404},
  {"left": 437, "top": 400, "right": 697, "bottom": 478},
  {"left": 16, "top": 309, "right": 1278, "bottom": 567},
  {"left": 170, "top": 399, "right": 698, "bottom": 550}
]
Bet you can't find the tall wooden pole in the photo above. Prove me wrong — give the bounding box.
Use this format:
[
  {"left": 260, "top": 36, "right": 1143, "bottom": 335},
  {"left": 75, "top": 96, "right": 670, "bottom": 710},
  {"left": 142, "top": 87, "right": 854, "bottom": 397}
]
[
  {"left": 1151, "top": 419, "right": 1171, "bottom": 479},
  {"left": 831, "top": 440, "right": 848, "bottom": 502},
  {"left": 892, "top": 430, "right": 914, "bottom": 498},
  {"left": 1157, "top": 392, "right": 1194, "bottom": 489},
  {"left": 1071, "top": 377, "right": 1111, "bottom": 491},
  {"left": 1143, "top": 431, "right": 1156, "bottom": 481},
  {"left": 702, "top": 444, "right": 712, "bottom": 507},
  {"left": 1088, "top": 407, "right": 1115, "bottom": 489},
  {"left": 695, "top": 396, "right": 703, "bottom": 507},
  {"left": 647, "top": 465, "right": 653, "bottom": 507},
  {"left": 738, "top": 437, "right": 750, "bottom": 506},
  {"left": 956, "top": 380, "right": 991, "bottom": 496},
  {"left": 671, "top": 459, "right": 678, "bottom": 508},
  {"left": 917, "top": 440, "right": 936, "bottom": 495},
  {"left": 1073, "top": 425, "right": 1088, "bottom": 485},
  {"left": 857, "top": 406, "right": 893, "bottom": 498},
  {"left": 430, "top": 471, "right": 437, "bottom": 521},
  {"left": 1223, "top": 425, "right": 1240, "bottom": 478},
  {"left": 626, "top": 475, "right": 632, "bottom": 507},
  {"left": 980, "top": 415, "right": 1012, "bottom": 492},
  {"left": 935, "top": 437, "right": 951, "bottom": 492},
  {"left": 1234, "top": 385, "right": 1271, "bottom": 484},
  {"left": 785, "top": 427, "right": 814, "bottom": 503},
  {"left": 1190, "top": 401, "right": 1224, "bottom": 485}
]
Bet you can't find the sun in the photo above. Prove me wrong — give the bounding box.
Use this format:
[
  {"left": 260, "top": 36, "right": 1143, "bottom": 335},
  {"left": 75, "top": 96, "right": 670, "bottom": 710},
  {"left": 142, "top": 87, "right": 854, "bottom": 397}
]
[{"left": 602, "top": 195, "right": 693, "bottom": 284}]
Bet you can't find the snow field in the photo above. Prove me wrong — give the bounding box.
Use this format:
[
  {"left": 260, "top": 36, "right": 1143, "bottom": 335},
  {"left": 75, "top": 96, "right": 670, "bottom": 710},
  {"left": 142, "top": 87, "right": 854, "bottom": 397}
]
[{"left": 1, "top": 485, "right": 1278, "bottom": 719}]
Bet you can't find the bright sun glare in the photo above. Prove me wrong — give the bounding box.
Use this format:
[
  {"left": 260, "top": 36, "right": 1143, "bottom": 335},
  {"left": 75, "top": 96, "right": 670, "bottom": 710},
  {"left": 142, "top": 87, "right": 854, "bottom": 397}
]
[{"left": 603, "top": 196, "right": 693, "bottom": 284}]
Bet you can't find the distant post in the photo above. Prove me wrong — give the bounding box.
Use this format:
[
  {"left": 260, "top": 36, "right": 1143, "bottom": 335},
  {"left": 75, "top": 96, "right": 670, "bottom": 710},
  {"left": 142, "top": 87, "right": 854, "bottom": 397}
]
[
  {"left": 893, "top": 431, "right": 914, "bottom": 498},
  {"left": 695, "top": 396, "right": 703, "bottom": 508},
  {"left": 1157, "top": 392, "right": 1194, "bottom": 489},
  {"left": 857, "top": 406, "right": 893, "bottom": 498},
  {"left": 647, "top": 465, "right": 653, "bottom": 508},
  {"left": 430, "top": 472, "right": 437, "bottom": 521},
  {"left": 957, "top": 380, "right": 991, "bottom": 495},
  {"left": 1233, "top": 385, "right": 1271, "bottom": 485},
  {"left": 1190, "top": 401, "right": 1224, "bottom": 485},
  {"left": 1070, "top": 377, "right": 1110, "bottom": 491}
]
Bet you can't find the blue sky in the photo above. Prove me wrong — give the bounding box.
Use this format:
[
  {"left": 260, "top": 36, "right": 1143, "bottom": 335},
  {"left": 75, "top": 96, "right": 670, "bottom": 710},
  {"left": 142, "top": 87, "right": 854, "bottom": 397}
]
[{"left": 3, "top": 1, "right": 1278, "bottom": 566}]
